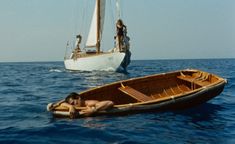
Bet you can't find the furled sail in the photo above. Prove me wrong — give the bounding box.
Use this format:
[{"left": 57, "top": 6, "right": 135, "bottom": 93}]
[{"left": 86, "top": 0, "right": 106, "bottom": 48}]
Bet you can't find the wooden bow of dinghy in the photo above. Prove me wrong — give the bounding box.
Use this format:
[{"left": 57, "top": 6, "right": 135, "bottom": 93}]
[{"left": 48, "top": 69, "right": 226, "bottom": 118}]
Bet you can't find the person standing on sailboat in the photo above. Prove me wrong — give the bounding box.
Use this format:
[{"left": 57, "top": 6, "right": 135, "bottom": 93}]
[
  {"left": 72, "top": 35, "right": 82, "bottom": 59},
  {"left": 75, "top": 35, "right": 82, "bottom": 52},
  {"left": 116, "top": 19, "right": 127, "bottom": 51}
]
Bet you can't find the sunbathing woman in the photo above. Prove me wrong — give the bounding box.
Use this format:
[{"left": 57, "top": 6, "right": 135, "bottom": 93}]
[{"left": 47, "top": 92, "right": 114, "bottom": 118}]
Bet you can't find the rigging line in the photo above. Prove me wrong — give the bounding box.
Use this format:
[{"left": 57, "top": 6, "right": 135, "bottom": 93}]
[
  {"left": 116, "top": 0, "right": 121, "bottom": 19},
  {"left": 64, "top": 2, "right": 71, "bottom": 40},
  {"left": 118, "top": 0, "right": 125, "bottom": 20},
  {"left": 70, "top": 0, "right": 77, "bottom": 48},
  {"left": 77, "top": 0, "right": 83, "bottom": 48},
  {"left": 80, "top": 0, "right": 86, "bottom": 36},
  {"left": 81, "top": 0, "right": 90, "bottom": 48},
  {"left": 68, "top": 1, "right": 78, "bottom": 49},
  {"left": 121, "top": 0, "right": 125, "bottom": 19},
  {"left": 84, "top": 0, "right": 94, "bottom": 48},
  {"left": 109, "top": 0, "right": 115, "bottom": 35},
  {"left": 71, "top": 0, "right": 78, "bottom": 39}
]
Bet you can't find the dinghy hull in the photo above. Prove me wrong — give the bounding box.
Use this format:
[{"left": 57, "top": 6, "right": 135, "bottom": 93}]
[{"left": 48, "top": 69, "right": 227, "bottom": 118}]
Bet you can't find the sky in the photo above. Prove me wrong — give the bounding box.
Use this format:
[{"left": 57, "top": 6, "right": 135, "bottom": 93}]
[{"left": 0, "top": 0, "right": 234, "bottom": 62}]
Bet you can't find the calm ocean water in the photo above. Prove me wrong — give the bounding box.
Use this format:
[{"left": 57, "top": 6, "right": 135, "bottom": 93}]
[{"left": 0, "top": 59, "right": 234, "bottom": 144}]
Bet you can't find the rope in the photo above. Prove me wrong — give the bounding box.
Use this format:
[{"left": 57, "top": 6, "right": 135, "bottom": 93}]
[{"left": 108, "top": 0, "right": 115, "bottom": 36}]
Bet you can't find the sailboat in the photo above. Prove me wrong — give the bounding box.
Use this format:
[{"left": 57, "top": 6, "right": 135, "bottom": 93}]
[{"left": 64, "top": 0, "right": 131, "bottom": 71}]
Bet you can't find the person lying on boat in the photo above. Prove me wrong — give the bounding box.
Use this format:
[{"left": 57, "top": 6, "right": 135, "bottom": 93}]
[
  {"left": 116, "top": 19, "right": 127, "bottom": 51},
  {"left": 47, "top": 92, "right": 114, "bottom": 118}
]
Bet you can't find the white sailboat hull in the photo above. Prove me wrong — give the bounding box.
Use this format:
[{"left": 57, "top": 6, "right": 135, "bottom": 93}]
[{"left": 64, "top": 52, "right": 125, "bottom": 71}]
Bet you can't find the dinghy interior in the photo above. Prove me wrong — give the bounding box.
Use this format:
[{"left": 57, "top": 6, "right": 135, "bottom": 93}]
[{"left": 76, "top": 69, "right": 226, "bottom": 106}]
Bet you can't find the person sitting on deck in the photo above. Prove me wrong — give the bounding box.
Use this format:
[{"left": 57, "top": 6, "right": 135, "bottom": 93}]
[{"left": 47, "top": 92, "right": 114, "bottom": 118}]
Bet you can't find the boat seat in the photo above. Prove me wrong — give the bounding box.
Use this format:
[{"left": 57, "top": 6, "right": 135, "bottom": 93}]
[
  {"left": 177, "top": 75, "right": 195, "bottom": 83},
  {"left": 178, "top": 72, "right": 210, "bottom": 82},
  {"left": 193, "top": 80, "right": 211, "bottom": 87},
  {"left": 177, "top": 72, "right": 211, "bottom": 89},
  {"left": 118, "top": 86, "right": 153, "bottom": 102}
]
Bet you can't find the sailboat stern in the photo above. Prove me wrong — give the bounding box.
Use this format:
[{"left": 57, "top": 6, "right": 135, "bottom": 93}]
[{"left": 64, "top": 52, "right": 126, "bottom": 71}]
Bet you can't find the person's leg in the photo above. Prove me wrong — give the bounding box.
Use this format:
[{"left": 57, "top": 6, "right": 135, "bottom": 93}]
[{"left": 117, "top": 36, "right": 121, "bottom": 51}]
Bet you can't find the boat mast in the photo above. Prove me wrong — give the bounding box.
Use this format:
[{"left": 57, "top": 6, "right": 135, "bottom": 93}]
[{"left": 96, "top": 0, "right": 101, "bottom": 53}]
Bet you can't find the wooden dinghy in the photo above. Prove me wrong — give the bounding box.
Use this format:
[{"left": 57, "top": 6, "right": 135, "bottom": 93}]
[{"left": 47, "top": 69, "right": 226, "bottom": 118}]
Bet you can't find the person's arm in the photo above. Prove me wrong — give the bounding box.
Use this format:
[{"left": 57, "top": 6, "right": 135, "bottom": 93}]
[
  {"left": 47, "top": 99, "right": 65, "bottom": 111},
  {"left": 61, "top": 102, "right": 76, "bottom": 118},
  {"left": 79, "top": 106, "right": 97, "bottom": 116}
]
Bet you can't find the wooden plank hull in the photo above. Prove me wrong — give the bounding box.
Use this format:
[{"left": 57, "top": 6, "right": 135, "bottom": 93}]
[{"left": 48, "top": 69, "right": 226, "bottom": 118}]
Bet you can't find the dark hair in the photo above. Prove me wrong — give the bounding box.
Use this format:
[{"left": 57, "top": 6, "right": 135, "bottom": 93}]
[
  {"left": 65, "top": 92, "right": 80, "bottom": 102},
  {"left": 117, "top": 19, "right": 123, "bottom": 24},
  {"left": 76, "top": 35, "right": 82, "bottom": 38}
]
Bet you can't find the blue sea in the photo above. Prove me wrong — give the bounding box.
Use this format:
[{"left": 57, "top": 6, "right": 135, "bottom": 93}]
[{"left": 0, "top": 59, "right": 234, "bottom": 144}]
